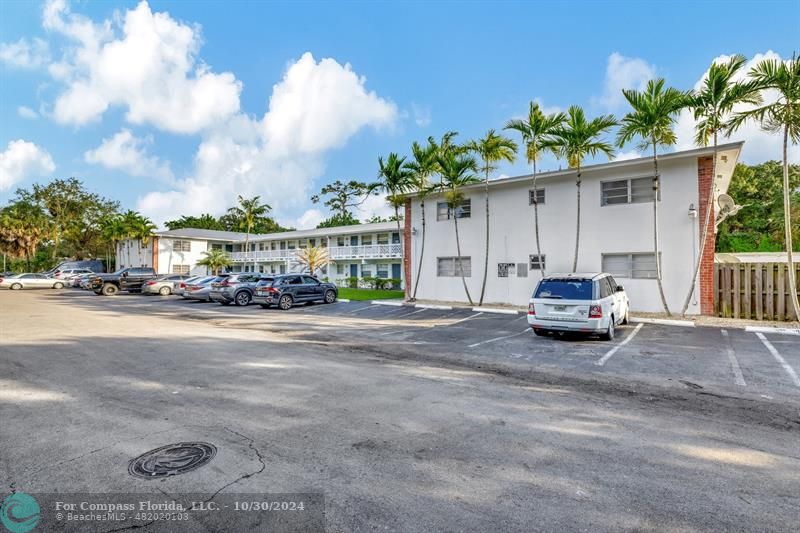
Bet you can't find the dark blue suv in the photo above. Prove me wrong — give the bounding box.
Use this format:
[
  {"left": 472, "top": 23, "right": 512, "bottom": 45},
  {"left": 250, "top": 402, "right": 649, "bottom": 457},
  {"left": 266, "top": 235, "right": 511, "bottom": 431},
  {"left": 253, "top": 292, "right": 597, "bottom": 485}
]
[{"left": 253, "top": 274, "right": 338, "bottom": 310}]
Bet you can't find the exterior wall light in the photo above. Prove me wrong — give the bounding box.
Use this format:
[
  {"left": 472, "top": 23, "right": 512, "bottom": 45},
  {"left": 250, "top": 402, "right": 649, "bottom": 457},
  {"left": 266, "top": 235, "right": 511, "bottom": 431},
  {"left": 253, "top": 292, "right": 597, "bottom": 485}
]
[{"left": 688, "top": 204, "right": 697, "bottom": 218}]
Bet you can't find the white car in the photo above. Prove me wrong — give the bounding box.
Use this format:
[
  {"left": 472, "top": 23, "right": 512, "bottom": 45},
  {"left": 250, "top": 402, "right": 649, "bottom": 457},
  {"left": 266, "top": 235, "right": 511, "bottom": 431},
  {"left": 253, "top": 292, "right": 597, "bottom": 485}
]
[
  {"left": 0, "top": 273, "right": 68, "bottom": 290},
  {"left": 53, "top": 268, "right": 95, "bottom": 281},
  {"left": 527, "top": 273, "right": 630, "bottom": 340}
]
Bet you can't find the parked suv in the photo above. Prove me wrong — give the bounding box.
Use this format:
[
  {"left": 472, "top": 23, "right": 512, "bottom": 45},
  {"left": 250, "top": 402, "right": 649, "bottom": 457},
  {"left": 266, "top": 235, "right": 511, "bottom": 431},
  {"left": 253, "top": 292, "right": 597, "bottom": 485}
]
[
  {"left": 527, "top": 273, "right": 630, "bottom": 340},
  {"left": 253, "top": 274, "right": 338, "bottom": 310},
  {"left": 209, "top": 273, "right": 261, "bottom": 306},
  {"left": 90, "top": 267, "right": 157, "bottom": 296}
]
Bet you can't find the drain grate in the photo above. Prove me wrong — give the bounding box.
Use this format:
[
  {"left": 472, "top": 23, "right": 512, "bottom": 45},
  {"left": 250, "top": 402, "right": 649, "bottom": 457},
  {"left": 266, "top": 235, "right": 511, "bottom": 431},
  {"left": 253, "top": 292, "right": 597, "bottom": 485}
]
[{"left": 129, "top": 442, "right": 216, "bottom": 479}]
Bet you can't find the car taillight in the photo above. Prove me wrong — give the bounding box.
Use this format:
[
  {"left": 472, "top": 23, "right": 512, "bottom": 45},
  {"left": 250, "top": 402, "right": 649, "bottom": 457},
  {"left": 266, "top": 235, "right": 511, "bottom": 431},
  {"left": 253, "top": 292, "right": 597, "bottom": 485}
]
[
  {"left": 589, "top": 305, "right": 602, "bottom": 318},
  {"left": 528, "top": 303, "right": 535, "bottom": 315},
  {"left": 220, "top": 280, "right": 230, "bottom": 286},
  {"left": 145, "top": 281, "right": 156, "bottom": 285},
  {"left": 267, "top": 287, "right": 279, "bottom": 293},
  {"left": 179, "top": 283, "right": 186, "bottom": 288}
]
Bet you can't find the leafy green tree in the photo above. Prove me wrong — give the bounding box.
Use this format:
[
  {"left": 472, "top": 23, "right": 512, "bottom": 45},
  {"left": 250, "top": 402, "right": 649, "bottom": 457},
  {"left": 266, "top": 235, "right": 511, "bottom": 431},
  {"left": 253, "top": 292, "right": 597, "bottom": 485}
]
[
  {"left": 0, "top": 200, "right": 50, "bottom": 271},
  {"left": 727, "top": 54, "right": 800, "bottom": 320},
  {"left": 467, "top": 130, "right": 517, "bottom": 305},
  {"left": 505, "top": 102, "right": 566, "bottom": 277},
  {"left": 377, "top": 152, "right": 413, "bottom": 231},
  {"left": 311, "top": 179, "right": 378, "bottom": 222},
  {"left": 617, "top": 78, "right": 689, "bottom": 315},
  {"left": 197, "top": 248, "right": 232, "bottom": 275},
  {"left": 545, "top": 106, "right": 617, "bottom": 272},
  {"left": 165, "top": 214, "right": 224, "bottom": 231},
  {"left": 437, "top": 151, "right": 480, "bottom": 305},
  {"left": 404, "top": 140, "right": 439, "bottom": 300},
  {"left": 316, "top": 212, "right": 361, "bottom": 228},
  {"left": 680, "top": 54, "right": 761, "bottom": 316},
  {"left": 101, "top": 214, "right": 127, "bottom": 271}
]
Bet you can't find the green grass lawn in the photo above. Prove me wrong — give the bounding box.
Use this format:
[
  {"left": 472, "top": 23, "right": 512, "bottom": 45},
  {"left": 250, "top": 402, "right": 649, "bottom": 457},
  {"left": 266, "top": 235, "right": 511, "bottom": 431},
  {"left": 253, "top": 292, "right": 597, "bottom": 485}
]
[{"left": 337, "top": 288, "right": 405, "bottom": 301}]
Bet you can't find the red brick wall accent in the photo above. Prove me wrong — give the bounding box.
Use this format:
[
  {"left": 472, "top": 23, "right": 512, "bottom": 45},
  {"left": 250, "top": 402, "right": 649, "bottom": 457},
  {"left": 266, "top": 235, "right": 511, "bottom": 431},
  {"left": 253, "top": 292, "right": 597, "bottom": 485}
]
[
  {"left": 151, "top": 236, "right": 159, "bottom": 273},
  {"left": 697, "top": 156, "right": 715, "bottom": 315},
  {"left": 403, "top": 199, "right": 412, "bottom": 300}
]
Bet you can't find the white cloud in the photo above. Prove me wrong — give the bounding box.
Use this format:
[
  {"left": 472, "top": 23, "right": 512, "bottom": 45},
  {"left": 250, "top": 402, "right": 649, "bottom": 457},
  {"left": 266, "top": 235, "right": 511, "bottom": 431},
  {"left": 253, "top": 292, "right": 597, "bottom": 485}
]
[
  {"left": 594, "top": 52, "right": 656, "bottom": 111},
  {"left": 614, "top": 150, "right": 642, "bottom": 161},
  {"left": 17, "top": 106, "right": 39, "bottom": 119},
  {"left": 411, "top": 102, "right": 431, "bottom": 127},
  {"left": 355, "top": 193, "right": 394, "bottom": 221},
  {"left": 137, "top": 52, "right": 399, "bottom": 226},
  {"left": 44, "top": 0, "right": 241, "bottom": 133},
  {"left": 675, "top": 50, "right": 799, "bottom": 165},
  {"left": 293, "top": 209, "right": 325, "bottom": 230},
  {"left": 0, "top": 37, "right": 50, "bottom": 68},
  {"left": 84, "top": 129, "right": 173, "bottom": 181},
  {"left": 0, "top": 140, "right": 56, "bottom": 191}
]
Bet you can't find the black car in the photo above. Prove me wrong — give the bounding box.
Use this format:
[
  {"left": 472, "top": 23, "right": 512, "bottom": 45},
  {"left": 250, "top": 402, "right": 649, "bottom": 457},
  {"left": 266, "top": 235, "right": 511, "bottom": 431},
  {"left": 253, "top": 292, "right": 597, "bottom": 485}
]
[
  {"left": 90, "top": 267, "right": 157, "bottom": 295},
  {"left": 252, "top": 274, "right": 338, "bottom": 310}
]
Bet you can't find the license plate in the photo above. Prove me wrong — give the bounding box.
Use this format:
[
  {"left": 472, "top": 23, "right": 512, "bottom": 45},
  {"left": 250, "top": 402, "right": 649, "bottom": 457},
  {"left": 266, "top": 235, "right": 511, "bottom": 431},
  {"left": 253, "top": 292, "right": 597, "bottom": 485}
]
[{"left": 554, "top": 305, "right": 566, "bottom": 312}]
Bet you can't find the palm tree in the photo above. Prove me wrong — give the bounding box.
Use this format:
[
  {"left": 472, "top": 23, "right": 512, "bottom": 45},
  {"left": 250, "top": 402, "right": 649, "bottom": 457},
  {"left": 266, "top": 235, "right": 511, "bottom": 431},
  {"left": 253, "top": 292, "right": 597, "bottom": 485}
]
[
  {"left": 679, "top": 55, "right": 761, "bottom": 316},
  {"left": 404, "top": 140, "right": 438, "bottom": 300},
  {"left": 121, "top": 210, "right": 141, "bottom": 267},
  {"left": 295, "top": 245, "right": 331, "bottom": 276},
  {"left": 197, "top": 248, "right": 232, "bottom": 275},
  {"left": 727, "top": 54, "right": 800, "bottom": 320},
  {"left": 228, "top": 195, "right": 271, "bottom": 272},
  {"left": 467, "top": 130, "right": 518, "bottom": 306},
  {"left": 545, "top": 106, "right": 617, "bottom": 272},
  {"left": 617, "top": 79, "right": 689, "bottom": 316},
  {"left": 437, "top": 151, "right": 480, "bottom": 305},
  {"left": 101, "top": 214, "right": 127, "bottom": 271},
  {"left": 377, "top": 152, "right": 413, "bottom": 231},
  {"left": 505, "top": 103, "right": 566, "bottom": 277}
]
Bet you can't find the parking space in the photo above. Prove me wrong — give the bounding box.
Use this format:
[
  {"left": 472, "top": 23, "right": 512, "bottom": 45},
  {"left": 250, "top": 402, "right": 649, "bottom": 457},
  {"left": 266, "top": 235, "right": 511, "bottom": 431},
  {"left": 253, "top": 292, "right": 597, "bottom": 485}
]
[{"left": 52, "top": 290, "right": 800, "bottom": 401}]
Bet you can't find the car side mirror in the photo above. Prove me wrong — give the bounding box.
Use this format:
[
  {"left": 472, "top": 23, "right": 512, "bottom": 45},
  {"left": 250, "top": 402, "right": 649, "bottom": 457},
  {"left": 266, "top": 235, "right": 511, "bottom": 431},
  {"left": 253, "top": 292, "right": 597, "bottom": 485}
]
[
  {"left": 122, "top": 271, "right": 129, "bottom": 277},
  {"left": 616, "top": 285, "right": 624, "bottom": 292}
]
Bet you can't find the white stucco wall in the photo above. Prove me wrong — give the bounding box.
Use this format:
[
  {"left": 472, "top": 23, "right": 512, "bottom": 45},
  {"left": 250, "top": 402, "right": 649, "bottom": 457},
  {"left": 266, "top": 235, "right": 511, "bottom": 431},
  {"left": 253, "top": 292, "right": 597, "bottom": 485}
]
[{"left": 408, "top": 155, "right": 712, "bottom": 313}]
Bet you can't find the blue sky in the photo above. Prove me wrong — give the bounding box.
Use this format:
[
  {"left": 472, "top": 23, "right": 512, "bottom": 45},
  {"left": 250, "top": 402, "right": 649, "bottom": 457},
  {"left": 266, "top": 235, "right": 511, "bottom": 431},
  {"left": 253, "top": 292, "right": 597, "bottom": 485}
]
[{"left": 1, "top": 0, "right": 798, "bottom": 228}]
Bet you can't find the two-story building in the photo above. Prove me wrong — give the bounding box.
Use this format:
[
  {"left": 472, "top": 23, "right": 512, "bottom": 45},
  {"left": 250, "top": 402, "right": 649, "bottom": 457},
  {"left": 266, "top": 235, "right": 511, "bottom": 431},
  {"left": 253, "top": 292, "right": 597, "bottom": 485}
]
[
  {"left": 402, "top": 142, "right": 742, "bottom": 314},
  {"left": 116, "top": 222, "right": 405, "bottom": 287}
]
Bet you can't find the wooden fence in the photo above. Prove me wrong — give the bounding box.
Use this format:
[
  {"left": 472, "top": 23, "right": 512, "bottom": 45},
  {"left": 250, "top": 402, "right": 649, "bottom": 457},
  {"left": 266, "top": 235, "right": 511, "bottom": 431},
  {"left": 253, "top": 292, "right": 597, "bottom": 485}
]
[{"left": 715, "top": 263, "right": 800, "bottom": 321}]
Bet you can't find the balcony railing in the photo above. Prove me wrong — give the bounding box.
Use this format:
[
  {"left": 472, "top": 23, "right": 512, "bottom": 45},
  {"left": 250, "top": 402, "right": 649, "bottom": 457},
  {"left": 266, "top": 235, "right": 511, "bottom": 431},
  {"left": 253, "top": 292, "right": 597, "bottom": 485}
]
[{"left": 230, "top": 243, "right": 402, "bottom": 262}]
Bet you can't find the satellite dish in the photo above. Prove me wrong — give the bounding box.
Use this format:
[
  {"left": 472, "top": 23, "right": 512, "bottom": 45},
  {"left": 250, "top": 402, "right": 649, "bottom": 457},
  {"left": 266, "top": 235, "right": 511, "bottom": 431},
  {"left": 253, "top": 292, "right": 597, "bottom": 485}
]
[{"left": 718, "top": 193, "right": 736, "bottom": 212}]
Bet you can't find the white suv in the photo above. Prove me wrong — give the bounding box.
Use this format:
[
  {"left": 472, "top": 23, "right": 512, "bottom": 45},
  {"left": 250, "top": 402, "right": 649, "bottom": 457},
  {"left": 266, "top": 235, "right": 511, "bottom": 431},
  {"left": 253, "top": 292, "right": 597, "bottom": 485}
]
[{"left": 527, "top": 273, "right": 630, "bottom": 340}]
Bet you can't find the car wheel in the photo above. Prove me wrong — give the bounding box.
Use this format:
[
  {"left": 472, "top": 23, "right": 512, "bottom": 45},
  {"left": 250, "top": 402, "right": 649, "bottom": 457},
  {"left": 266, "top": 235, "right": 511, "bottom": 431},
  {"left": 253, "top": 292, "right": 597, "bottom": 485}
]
[
  {"left": 622, "top": 306, "right": 630, "bottom": 325},
  {"left": 278, "top": 294, "right": 293, "bottom": 310},
  {"left": 601, "top": 317, "right": 615, "bottom": 341},
  {"left": 235, "top": 292, "right": 251, "bottom": 306},
  {"left": 101, "top": 283, "right": 118, "bottom": 296},
  {"left": 259, "top": 304, "right": 272, "bottom": 309},
  {"left": 533, "top": 328, "right": 548, "bottom": 336},
  {"left": 10, "top": 283, "right": 22, "bottom": 290},
  {"left": 219, "top": 300, "right": 231, "bottom": 306},
  {"left": 324, "top": 289, "right": 336, "bottom": 304},
  {"left": 53, "top": 282, "right": 64, "bottom": 289},
  {"left": 158, "top": 286, "right": 171, "bottom": 296}
]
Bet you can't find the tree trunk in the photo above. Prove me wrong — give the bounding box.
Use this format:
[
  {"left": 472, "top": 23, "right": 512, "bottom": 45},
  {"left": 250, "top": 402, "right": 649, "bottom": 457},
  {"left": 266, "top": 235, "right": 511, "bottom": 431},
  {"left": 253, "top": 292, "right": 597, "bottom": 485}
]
[
  {"left": 454, "top": 213, "right": 473, "bottom": 305},
  {"left": 532, "top": 159, "right": 546, "bottom": 276},
  {"left": 395, "top": 204, "right": 401, "bottom": 232},
  {"left": 478, "top": 167, "right": 490, "bottom": 306},
  {"left": 782, "top": 125, "right": 800, "bottom": 321},
  {"left": 572, "top": 166, "right": 582, "bottom": 273},
  {"left": 652, "top": 143, "right": 671, "bottom": 315},
  {"left": 412, "top": 199, "right": 426, "bottom": 300},
  {"left": 681, "top": 132, "right": 718, "bottom": 316}
]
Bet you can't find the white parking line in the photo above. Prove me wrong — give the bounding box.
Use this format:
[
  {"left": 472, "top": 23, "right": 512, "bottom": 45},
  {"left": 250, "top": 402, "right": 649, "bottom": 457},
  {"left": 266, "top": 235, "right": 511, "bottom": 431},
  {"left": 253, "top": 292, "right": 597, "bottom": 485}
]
[
  {"left": 755, "top": 332, "right": 800, "bottom": 387},
  {"left": 746, "top": 326, "right": 800, "bottom": 336},
  {"left": 472, "top": 306, "right": 518, "bottom": 315},
  {"left": 345, "top": 304, "right": 379, "bottom": 314},
  {"left": 595, "top": 323, "right": 644, "bottom": 366},
  {"left": 445, "top": 312, "right": 483, "bottom": 326},
  {"left": 721, "top": 329, "right": 746, "bottom": 387},
  {"left": 417, "top": 304, "right": 452, "bottom": 310},
  {"left": 468, "top": 328, "right": 531, "bottom": 348},
  {"left": 395, "top": 308, "right": 430, "bottom": 318}
]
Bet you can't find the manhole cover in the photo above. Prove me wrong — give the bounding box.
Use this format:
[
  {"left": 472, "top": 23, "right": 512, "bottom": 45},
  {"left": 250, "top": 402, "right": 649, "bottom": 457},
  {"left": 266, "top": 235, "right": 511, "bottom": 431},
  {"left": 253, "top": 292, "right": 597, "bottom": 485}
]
[{"left": 128, "top": 442, "right": 216, "bottom": 479}]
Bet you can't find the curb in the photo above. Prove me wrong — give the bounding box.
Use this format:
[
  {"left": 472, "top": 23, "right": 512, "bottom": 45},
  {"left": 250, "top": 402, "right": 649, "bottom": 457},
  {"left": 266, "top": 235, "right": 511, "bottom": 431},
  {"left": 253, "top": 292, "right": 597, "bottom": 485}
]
[
  {"left": 630, "top": 317, "right": 696, "bottom": 328},
  {"left": 745, "top": 326, "right": 800, "bottom": 336},
  {"left": 472, "top": 306, "right": 519, "bottom": 315},
  {"left": 372, "top": 300, "right": 405, "bottom": 307},
  {"left": 416, "top": 304, "right": 453, "bottom": 310},
  {"left": 338, "top": 298, "right": 350, "bottom": 303}
]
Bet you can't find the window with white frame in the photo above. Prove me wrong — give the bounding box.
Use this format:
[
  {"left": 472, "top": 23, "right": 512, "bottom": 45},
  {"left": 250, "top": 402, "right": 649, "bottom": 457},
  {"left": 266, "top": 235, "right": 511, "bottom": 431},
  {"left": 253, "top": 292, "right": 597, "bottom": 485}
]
[
  {"left": 601, "top": 176, "right": 659, "bottom": 206},
  {"left": 337, "top": 264, "right": 345, "bottom": 275},
  {"left": 437, "top": 257, "right": 472, "bottom": 277},
  {"left": 337, "top": 236, "right": 345, "bottom": 246},
  {"left": 361, "top": 264, "right": 374, "bottom": 277},
  {"left": 377, "top": 233, "right": 389, "bottom": 245},
  {"left": 362, "top": 234, "right": 373, "bottom": 245},
  {"left": 210, "top": 243, "right": 223, "bottom": 250},
  {"left": 173, "top": 240, "right": 191, "bottom": 252},
  {"left": 528, "top": 189, "right": 546, "bottom": 205},
  {"left": 172, "top": 264, "right": 190, "bottom": 274},
  {"left": 377, "top": 263, "right": 389, "bottom": 278},
  {"left": 497, "top": 263, "right": 516, "bottom": 278},
  {"left": 529, "top": 254, "right": 546, "bottom": 270},
  {"left": 602, "top": 253, "right": 660, "bottom": 279},
  {"left": 436, "top": 199, "right": 471, "bottom": 220}
]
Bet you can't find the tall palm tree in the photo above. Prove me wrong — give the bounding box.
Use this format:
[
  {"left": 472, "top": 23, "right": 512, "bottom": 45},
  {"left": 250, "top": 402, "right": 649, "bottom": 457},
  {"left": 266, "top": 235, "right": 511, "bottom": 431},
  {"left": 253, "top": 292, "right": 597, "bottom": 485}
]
[
  {"left": 437, "top": 151, "right": 480, "bottom": 305},
  {"left": 377, "top": 152, "right": 413, "bottom": 231},
  {"left": 121, "top": 210, "right": 141, "bottom": 267},
  {"left": 680, "top": 55, "right": 761, "bottom": 316},
  {"left": 228, "top": 195, "right": 271, "bottom": 272},
  {"left": 617, "top": 79, "right": 689, "bottom": 316},
  {"left": 404, "top": 141, "right": 438, "bottom": 300},
  {"left": 197, "top": 248, "right": 232, "bottom": 275},
  {"left": 467, "top": 130, "right": 518, "bottom": 305},
  {"left": 101, "top": 214, "right": 126, "bottom": 271},
  {"left": 545, "top": 106, "right": 617, "bottom": 272},
  {"left": 505, "top": 102, "right": 566, "bottom": 277},
  {"left": 727, "top": 54, "right": 800, "bottom": 320}
]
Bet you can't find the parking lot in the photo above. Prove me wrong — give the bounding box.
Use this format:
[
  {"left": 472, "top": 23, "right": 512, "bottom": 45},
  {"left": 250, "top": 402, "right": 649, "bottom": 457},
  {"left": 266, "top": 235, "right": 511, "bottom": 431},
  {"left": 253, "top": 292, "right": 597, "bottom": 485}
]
[{"left": 2, "top": 289, "right": 799, "bottom": 532}]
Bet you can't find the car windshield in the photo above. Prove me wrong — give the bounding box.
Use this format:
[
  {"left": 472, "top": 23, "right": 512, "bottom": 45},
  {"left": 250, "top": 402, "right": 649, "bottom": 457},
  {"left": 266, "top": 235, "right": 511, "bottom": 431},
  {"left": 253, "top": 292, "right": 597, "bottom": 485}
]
[
  {"left": 256, "top": 278, "right": 275, "bottom": 287},
  {"left": 534, "top": 279, "right": 593, "bottom": 300}
]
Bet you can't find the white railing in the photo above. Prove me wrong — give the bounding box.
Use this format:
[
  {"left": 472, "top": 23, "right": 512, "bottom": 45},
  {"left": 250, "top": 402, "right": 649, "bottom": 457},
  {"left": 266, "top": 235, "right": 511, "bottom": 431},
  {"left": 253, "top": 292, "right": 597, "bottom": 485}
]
[{"left": 230, "top": 244, "right": 402, "bottom": 262}]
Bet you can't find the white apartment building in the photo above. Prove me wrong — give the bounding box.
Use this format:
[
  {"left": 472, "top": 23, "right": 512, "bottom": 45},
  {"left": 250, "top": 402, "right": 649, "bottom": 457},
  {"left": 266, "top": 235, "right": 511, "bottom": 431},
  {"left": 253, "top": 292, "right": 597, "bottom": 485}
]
[
  {"left": 117, "top": 222, "right": 404, "bottom": 287},
  {"left": 403, "top": 142, "right": 742, "bottom": 314}
]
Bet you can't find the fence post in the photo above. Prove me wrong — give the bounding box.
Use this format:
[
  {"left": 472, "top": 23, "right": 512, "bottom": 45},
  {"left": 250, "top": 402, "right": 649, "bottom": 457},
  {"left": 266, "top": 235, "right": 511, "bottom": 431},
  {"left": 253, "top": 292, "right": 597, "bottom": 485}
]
[
  {"left": 754, "top": 263, "right": 763, "bottom": 321},
  {"left": 743, "top": 264, "right": 751, "bottom": 320}
]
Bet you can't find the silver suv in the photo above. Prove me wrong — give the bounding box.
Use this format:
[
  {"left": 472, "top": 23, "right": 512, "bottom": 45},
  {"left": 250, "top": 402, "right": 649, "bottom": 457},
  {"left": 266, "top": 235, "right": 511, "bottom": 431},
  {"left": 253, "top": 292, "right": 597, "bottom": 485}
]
[{"left": 209, "top": 273, "right": 261, "bottom": 306}]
